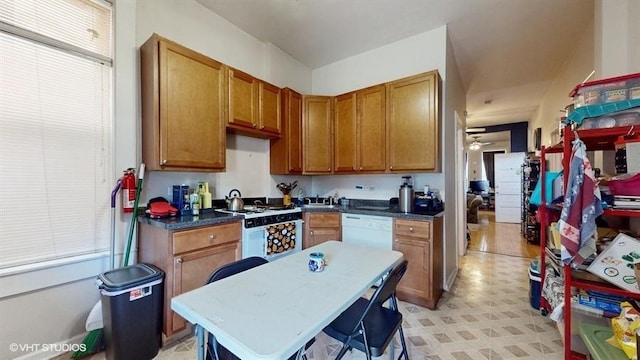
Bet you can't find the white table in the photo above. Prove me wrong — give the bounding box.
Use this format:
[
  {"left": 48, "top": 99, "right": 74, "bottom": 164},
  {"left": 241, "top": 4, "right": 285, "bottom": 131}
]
[{"left": 171, "top": 240, "right": 404, "bottom": 360}]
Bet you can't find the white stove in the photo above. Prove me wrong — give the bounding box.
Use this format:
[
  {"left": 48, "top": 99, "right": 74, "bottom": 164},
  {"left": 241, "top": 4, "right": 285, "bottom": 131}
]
[{"left": 215, "top": 207, "right": 303, "bottom": 260}]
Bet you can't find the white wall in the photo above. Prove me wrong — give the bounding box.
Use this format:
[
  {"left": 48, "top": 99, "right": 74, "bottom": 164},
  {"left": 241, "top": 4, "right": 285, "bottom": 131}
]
[
  {"left": 532, "top": 20, "right": 594, "bottom": 149},
  {"left": 442, "top": 29, "right": 467, "bottom": 290}
]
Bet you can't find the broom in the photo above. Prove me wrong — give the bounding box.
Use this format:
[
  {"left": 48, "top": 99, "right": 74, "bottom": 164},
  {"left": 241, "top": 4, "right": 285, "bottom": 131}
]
[
  {"left": 73, "top": 164, "right": 145, "bottom": 358},
  {"left": 71, "top": 176, "right": 123, "bottom": 359}
]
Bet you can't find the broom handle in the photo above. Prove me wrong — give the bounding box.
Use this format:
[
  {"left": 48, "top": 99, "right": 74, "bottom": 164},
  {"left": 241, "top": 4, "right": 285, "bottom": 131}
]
[
  {"left": 110, "top": 179, "right": 122, "bottom": 270},
  {"left": 123, "top": 164, "right": 145, "bottom": 267}
]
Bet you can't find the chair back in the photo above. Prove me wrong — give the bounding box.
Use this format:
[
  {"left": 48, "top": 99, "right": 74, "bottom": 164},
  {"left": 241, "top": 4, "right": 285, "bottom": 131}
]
[
  {"left": 345, "top": 259, "right": 408, "bottom": 332},
  {"left": 205, "top": 257, "right": 269, "bottom": 360},
  {"left": 370, "top": 259, "right": 408, "bottom": 307},
  {"left": 206, "top": 256, "right": 268, "bottom": 284}
]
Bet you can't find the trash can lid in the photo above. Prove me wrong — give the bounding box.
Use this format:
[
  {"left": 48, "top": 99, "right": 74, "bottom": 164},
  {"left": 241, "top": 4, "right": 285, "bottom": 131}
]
[{"left": 98, "top": 263, "right": 164, "bottom": 292}]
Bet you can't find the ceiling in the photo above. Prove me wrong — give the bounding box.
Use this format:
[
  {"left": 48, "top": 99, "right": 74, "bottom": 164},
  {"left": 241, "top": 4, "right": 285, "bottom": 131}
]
[{"left": 196, "top": 0, "right": 594, "bottom": 140}]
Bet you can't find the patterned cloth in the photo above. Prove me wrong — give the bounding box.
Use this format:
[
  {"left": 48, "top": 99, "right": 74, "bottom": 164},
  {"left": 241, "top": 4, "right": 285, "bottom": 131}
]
[{"left": 559, "top": 138, "right": 603, "bottom": 266}]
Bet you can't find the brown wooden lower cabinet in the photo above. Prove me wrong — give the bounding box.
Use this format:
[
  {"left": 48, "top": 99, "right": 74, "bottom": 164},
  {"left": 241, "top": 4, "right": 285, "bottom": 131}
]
[
  {"left": 303, "top": 212, "right": 341, "bottom": 248},
  {"left": 138, "top": 221, "right": 242, "bottom": 342},
  {"left": 393, "top": 217, "right": 443, "bottom": 309}
]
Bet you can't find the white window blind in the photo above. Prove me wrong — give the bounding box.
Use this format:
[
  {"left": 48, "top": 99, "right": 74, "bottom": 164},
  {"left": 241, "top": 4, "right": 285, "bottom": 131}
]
[{"left": 0, "top": 0, "right": 113, "bottom": 268}]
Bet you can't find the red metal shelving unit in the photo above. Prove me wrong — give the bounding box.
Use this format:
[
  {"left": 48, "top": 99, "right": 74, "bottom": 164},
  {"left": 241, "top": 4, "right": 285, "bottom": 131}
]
[{"left": 539, "top": 125, "right": 640, "bottom": 360}]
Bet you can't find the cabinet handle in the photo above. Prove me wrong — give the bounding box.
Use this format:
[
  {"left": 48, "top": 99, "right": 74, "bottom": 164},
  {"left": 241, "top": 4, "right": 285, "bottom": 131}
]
[
  {"left": 409, "top": 227, "right": 414, "bottom": 232},
  {"left": 252, "top": 124, "right": 257, "bottom": 128},
  {"left": 359, "top": 167, "right": 363, "bottom": 170},
  {"left": 209, "top": 234, "right": 216, "bottom": 240},
  {"left": 310, "top": 231, "right": 314, "bottom": 235},
  {"left": 176, "top": 258, "right": 183, "bottom": 264},
  {"left": 162, "top": 159, "right": 167, "bottom": 164}
]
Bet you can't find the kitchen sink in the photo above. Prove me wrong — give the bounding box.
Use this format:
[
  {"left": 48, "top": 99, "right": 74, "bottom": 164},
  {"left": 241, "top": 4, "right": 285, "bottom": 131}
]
[{"left": 302, "top": 203, "right": 335, "bottom": 209}]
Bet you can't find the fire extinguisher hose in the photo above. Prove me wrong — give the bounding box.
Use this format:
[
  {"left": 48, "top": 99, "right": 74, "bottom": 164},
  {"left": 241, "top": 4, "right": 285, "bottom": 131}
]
[{"left": 123, "top": 163, "right": 145, "bottom": 267}]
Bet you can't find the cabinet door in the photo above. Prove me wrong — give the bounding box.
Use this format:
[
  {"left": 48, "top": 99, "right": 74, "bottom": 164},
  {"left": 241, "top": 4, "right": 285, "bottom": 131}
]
[
  {"left": 270, "top": 88, "right": 302, "bottom": 174},
  {"left": 387, "top": 71, "right": 440, "bottom": 172},
  {"left": 358, "top": 84, "right": 386, "bottom": 172},
  {"left": 142, "top": 36, "right": 226, "bottom": 171},
  {"left": 259, "top": 81, "right": 281, "bottom": 135},
  {"left": 171, "top": 241, "right": 240, "bottom": 333},
  {"left": 333, "top": 92, "right": 357, "bottom": 173},
  {"left": 303, "top": 212, "right": 341, "bottom": 248},
  {"left": 228, "top": 68, "right": 258, "bottom": 129},
  {"left": 393, "top": 236, "right": 431, "bottom": 301},
  {"left": 306, "top": 228, "right": 341, "bottom": 248},
  {"left": 303, "top": 96, "right": 333, "bottom": 174}
]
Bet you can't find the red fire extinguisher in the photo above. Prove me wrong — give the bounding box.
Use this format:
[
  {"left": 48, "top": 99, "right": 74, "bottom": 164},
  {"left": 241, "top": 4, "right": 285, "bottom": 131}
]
[{"left": 121, "top": 168, "right": 136, "bottom": 213}]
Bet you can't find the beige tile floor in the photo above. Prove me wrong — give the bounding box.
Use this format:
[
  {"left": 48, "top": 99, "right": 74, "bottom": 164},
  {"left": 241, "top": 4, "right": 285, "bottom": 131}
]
[{"left": 79, "top": 250, "right": 564, "bottom": 360}]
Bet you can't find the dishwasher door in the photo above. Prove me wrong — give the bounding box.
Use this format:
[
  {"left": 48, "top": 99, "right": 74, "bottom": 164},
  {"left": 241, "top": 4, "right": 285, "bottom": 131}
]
[{"left": 341, "top": 214, "right": 393, "bottom": 250}]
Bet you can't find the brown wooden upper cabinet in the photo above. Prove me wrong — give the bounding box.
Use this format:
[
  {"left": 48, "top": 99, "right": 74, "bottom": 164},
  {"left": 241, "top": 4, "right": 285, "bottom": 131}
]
[
  {"left": 140, "top": 34, "right": 226, "bottom": 171},
  {"left": 270, "top": 88, "right": 303, "bottom": 174},
  {"left": 259, "top": 81, "right": 282, "bottom": 135},
  {"left": 333, "top": 92, "right": 357, "bottom": 173},
  {"left": 227, "top": 67, "right": 281, "bottom": 138},
  {"left": 333, "top": 85, "right": 386, "bottom": 174},
  {"left": 303, "top": 96, "right": 333, "bottom": 174},
  {"left": 387, "top": 71, "right": 441, "bottom": 172}
]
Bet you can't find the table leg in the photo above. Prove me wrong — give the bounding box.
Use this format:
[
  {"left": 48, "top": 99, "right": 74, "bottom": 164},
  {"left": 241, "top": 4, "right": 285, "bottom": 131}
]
[{"left": 196, "top": 325, "right": 205, "bottom": 360}]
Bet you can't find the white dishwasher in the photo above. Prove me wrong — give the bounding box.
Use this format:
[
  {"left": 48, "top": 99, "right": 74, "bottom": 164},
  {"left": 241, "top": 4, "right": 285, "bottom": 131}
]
[{"left": 341, "top": 213, "right": 393, "bottom": 249}]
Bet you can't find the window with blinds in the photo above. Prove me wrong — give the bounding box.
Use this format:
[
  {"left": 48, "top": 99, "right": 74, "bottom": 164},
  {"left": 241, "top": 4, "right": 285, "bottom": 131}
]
[{"left": 0, "top": 0, "right": 113, "bottom": 269}]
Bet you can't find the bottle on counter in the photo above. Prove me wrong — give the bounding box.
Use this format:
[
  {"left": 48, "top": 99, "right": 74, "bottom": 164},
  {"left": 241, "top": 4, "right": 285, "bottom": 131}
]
[{"left": 190, "top": 192, "right": 200, "bottom": 215}]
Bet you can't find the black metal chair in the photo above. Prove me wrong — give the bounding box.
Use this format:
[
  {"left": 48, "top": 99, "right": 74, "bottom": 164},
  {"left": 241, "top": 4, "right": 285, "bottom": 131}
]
[
  {"left": 204, "top": 256, "right": 315, "bottom": 360},
  {"left": 322, "top": 259, "right": 410, "bottom": 360}
]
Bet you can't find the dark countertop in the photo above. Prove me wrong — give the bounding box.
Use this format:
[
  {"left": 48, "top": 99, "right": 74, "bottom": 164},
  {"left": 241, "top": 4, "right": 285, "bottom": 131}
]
[
  {"left": 302, "top": 205, "right": 444, "bottom": 220},
  {"left": 139, "top": 204, "right": 443, "bottom": 231},
  {"left": 138, "top": 210, "right": 243, "bottom": 230}
]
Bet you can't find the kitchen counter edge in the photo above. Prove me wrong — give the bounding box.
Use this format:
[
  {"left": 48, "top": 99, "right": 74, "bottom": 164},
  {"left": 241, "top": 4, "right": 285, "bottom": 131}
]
[
  {"left": 303, "top": 206, "right": 444, "bottom": 220},
  {"left": 138, "top": 212, "right": 244, "bottom": 231},
  {"left": 138, "top": 206, "right": 443, "bottom": 231}
]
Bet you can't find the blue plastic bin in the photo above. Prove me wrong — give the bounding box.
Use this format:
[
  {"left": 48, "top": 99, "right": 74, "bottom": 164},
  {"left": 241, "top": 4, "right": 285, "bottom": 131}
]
[{"left": 529, "top": 259, "right": 541, "bottom": 310}]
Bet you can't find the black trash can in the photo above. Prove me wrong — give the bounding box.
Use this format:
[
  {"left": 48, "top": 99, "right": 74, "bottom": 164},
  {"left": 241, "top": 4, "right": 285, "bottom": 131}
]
[{"left": 98, "top": 263, "right": 164, "bottom": 360}]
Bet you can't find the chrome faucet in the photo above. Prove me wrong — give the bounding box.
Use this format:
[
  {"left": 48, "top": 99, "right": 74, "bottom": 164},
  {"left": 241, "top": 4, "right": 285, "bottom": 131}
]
[{"left": 304, "top": 197, "right": 312, "bottom": 205}]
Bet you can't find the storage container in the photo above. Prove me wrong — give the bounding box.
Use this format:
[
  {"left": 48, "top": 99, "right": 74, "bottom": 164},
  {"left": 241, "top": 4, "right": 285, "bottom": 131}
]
[
  {"left": 570, "top": 72, "right": 640, "bottom": 107},
  {"left": 529, "top": 259, "right": 541, "bottom": 310},
  {"left": 98, "top": 263, "right": 164, "bottom": 360},
  {"left": 607, "top": 173, "right": 640, "bottom": 196}
]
